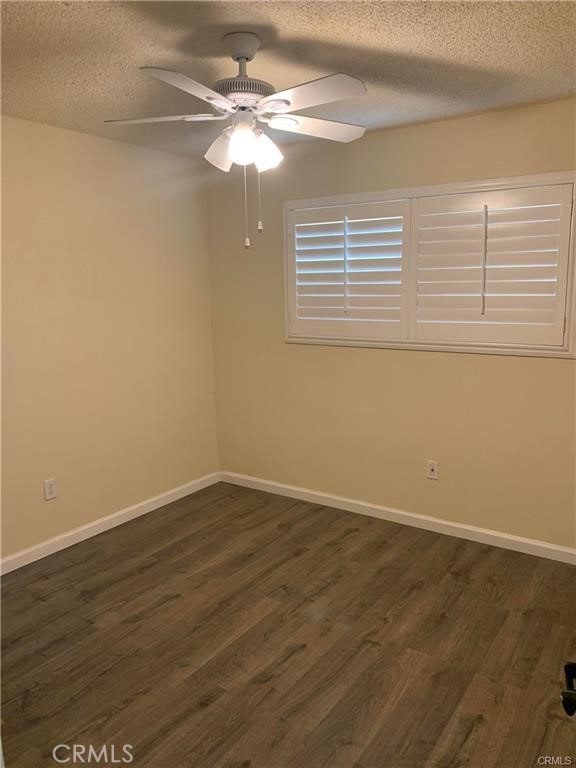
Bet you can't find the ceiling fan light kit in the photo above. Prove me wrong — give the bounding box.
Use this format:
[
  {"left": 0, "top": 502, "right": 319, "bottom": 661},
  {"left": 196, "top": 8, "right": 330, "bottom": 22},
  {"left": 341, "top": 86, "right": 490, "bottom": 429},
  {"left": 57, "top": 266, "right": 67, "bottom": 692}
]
[
  {"left": 106, "top": 31, "right": 367, "bottom": 245},
  {"left": 210, "top": 113, "right": 284, "bottom": 171}
]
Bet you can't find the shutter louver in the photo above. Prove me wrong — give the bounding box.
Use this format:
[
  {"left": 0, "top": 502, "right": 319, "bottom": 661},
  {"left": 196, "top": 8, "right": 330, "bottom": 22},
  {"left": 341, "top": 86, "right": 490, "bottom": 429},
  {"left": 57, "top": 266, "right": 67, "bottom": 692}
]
[
  {"left": 289, "top": 200, "right": 410, "bottom": 340},
  {"left": 414, "top": 185, "right": 572, "bottom": 346}
]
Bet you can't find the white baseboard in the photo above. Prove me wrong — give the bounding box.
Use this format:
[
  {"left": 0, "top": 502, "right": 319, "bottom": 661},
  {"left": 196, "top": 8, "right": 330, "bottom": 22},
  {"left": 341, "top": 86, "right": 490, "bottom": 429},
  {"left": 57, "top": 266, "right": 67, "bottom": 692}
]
[
  {"left": 220, "top": 472, "right": 576, "bottom": 566},
  {"left": 1, "top": 472, "right": 221, "bottom": 574},
  {"left": 3, "top": 470, "right": 574, "bottom": 573}
]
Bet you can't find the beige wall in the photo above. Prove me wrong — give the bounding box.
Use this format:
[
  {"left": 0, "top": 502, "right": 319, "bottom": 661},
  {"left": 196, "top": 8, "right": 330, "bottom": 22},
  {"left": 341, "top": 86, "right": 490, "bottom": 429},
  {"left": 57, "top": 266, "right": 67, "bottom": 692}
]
[
  {"left": 208, "top": 98, "right": 576, "bottom": 548},
  {"left": 3, "top": 99, "right": 575, "bottom": 560},
  {"left": 2, "top": 116, "right": 219, "bottom": 556}
]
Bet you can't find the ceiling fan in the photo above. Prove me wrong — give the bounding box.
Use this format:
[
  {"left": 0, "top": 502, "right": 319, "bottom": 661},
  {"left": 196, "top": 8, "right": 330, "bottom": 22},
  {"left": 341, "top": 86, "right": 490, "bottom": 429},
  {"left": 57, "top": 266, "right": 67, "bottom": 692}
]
[{"left": 105, "top": 31, "right": 367, "bottom": 173}]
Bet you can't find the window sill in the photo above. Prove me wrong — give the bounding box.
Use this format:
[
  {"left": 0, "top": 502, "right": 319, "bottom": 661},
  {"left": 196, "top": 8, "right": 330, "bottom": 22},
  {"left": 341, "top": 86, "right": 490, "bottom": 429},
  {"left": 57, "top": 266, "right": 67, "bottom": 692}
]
[{"left": 285, "top": 334, "right": 576, "bottom": 359}]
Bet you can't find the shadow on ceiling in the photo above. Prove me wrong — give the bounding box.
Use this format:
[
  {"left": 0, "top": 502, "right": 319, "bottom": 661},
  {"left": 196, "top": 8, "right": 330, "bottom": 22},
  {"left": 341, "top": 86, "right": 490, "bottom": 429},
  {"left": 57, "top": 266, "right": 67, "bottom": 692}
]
[{"left": 127, "top": 3, "right": 518, "bottom": 99}]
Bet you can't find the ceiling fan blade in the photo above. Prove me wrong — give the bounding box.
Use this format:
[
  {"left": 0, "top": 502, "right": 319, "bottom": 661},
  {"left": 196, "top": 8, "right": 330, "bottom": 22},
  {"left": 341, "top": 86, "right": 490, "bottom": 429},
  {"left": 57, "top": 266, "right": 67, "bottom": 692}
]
[
  {"left": 204, "top": 133, "right": 232, "bottom": 172},
  {"left": 141, "top": 67, "right": 235, "bottom": 113},
  {"left": 267, "top": 115, "right": 365, "bottom": 143},
  {"left": 260, "top": 73, "right": 366, "bottom": 113},
  {"left": 105, "top": 114, "right": 229, "bottom": 126}
]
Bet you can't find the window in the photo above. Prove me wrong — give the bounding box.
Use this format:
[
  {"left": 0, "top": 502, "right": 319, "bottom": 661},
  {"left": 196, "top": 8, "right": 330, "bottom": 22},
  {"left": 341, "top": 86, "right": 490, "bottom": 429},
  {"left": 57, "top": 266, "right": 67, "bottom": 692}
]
[
  {"left": 285, "top": 174, "right": 575, "bottom": 357},
  {"left": 289, "top": 200, "right": 410, "bottom": 340}
]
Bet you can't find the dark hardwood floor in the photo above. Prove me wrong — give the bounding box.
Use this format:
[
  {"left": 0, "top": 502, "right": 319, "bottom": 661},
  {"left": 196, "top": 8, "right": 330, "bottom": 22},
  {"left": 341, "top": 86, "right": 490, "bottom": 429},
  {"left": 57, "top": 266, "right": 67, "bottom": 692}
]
[{"left": 2, "top": 482, "right": 575, "bottom": 767}]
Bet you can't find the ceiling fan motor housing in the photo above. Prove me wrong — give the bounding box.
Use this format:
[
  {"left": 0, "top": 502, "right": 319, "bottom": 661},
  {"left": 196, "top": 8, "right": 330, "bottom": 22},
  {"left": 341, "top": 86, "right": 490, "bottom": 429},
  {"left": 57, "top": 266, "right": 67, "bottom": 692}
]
[{"left": 212, "top": 77, "right": 275, "bottom": 108}]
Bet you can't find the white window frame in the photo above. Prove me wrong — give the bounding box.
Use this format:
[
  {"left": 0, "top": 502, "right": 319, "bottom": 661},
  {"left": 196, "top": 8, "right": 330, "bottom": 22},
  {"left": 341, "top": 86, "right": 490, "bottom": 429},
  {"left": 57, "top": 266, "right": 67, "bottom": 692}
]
[{"left": 284, "top": 171, "right": 576, "bottom": 358}]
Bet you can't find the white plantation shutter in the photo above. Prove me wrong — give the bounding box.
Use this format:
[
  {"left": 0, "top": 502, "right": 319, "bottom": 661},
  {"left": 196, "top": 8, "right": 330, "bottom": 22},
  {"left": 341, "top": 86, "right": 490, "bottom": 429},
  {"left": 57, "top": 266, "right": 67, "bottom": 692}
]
[
  {"left": 413, "top": 184, "right": 573, "bottom": 346},
  {"left": 285, "top": 176, "right": 575, "bottom": 355},
  {"left": 287, "top": 199, "right": 410, "bottom": 340}
]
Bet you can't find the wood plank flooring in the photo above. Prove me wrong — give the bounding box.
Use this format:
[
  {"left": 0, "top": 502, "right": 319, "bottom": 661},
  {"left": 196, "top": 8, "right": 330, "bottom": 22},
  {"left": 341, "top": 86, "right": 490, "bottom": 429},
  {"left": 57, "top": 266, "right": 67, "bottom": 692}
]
[{"left": 2, "top": 482, "right": 575, "bottom": 767}]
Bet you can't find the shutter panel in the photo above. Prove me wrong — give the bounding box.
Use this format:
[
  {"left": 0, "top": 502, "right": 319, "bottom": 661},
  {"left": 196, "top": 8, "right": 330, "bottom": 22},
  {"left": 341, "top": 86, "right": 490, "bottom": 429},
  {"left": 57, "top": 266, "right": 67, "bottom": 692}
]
[
  {"left": 288, "top": 200, "right": 410, "bottom": 340},
  {"left": 413, "top": 184, "right": 573, "bottom": 346}
]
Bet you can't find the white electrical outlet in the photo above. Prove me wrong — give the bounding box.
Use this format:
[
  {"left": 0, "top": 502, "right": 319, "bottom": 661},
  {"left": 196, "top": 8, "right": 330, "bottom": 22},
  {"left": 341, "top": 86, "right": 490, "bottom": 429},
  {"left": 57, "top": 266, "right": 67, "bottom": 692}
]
[
  {"left": 43, "top": 478, "right": 57, "bottom": 501},
  {"left": 426, "top": 460, "right": 439, "bottom": 480}
]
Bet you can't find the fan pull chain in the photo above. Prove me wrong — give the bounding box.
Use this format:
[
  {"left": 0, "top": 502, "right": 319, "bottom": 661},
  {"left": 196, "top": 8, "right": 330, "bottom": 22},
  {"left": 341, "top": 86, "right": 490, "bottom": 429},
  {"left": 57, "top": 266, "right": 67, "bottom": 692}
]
[
  {"left": 243, "top": 165, "right": 250, "bottom": 249},
  {"left": 257, "top": 170, "right": 263, "bottom": 233}
]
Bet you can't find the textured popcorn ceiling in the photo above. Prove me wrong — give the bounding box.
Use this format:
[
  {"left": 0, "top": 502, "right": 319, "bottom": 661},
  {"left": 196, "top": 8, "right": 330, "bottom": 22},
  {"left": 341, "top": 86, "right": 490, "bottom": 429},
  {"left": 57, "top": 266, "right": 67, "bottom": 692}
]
[{"left": 2, "top": 1, "right": 575, "bottom": 158}]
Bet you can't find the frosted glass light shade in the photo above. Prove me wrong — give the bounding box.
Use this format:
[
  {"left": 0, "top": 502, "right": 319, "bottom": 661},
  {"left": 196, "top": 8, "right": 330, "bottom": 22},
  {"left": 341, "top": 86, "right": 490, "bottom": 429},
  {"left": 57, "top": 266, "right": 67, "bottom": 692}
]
[
  {"left": 254, "top": 133, "right": 284, "bottom": 172},
  {"left": 204, "top": 133, "right": 232, "bottom": 172},
  {"left": 229, "top": 123, "right": 258, "bottom": 166}
]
